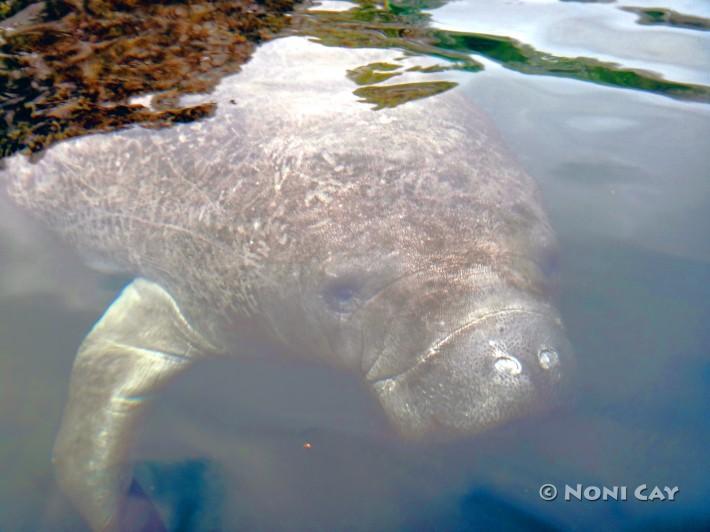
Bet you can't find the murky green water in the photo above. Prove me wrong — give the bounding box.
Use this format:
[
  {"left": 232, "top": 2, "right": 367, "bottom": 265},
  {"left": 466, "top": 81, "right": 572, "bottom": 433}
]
[{"left": 1, "top": 0, "right": 709, "bottom": 530}]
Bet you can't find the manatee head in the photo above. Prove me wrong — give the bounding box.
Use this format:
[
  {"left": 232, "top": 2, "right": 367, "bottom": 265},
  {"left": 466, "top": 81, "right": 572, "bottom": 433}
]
[
  {"left": 367, "top": 286, "right": 574, "bottom": 439},
  {"left": 276, "top": 241, "right": 574, "bottom": 441}
]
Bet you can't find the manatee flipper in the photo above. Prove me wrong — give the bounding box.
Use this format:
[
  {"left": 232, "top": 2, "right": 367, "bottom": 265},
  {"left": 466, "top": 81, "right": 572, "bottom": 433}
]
[{"left": 52, "top": 278, "right": 215, "bottom": 531}]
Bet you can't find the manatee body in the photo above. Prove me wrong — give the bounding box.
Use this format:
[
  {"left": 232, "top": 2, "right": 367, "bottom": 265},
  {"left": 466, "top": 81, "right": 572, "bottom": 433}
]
[{"left": 3, "top": 37, "right": 572, "bottom": 530}]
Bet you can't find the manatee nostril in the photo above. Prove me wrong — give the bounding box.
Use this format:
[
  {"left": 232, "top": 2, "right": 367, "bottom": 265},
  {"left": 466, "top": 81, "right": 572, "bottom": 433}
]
[
  {"left": 537, "top": 348, "right": 559, "bottom": 370},
  {"left": 494, "top": 355, "right": 522, "bottom": 376}
]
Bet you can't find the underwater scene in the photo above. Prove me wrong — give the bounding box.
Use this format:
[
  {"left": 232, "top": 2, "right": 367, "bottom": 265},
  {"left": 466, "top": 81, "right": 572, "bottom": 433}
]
[{"left": 0, "top": 0, "right": 708, "bottom": 530}]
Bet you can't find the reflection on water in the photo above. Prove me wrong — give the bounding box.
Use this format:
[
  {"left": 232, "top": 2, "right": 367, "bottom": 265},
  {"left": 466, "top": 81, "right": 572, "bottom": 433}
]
[
  {"left": 619, "top": 6, "right": 710, "bottom": 31},
  {"left": 1, "top": 0, "right": 709, "bottom": 530},
  {"left": 298, "top": 0, "right": 710, "bottom": 103},
  {"left": 2, "top": 0, "right": 709, "bottom": 156}
]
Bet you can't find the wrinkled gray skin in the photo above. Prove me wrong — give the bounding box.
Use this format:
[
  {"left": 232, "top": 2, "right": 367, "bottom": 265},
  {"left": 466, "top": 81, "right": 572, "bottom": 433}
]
[{"left": 3, "top": 37, "right": 573, "bottom": 530}]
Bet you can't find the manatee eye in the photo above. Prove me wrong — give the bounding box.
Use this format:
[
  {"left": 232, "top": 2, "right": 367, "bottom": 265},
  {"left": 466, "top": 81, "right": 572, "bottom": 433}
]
[{"left": 322, "top": 279, "right": 363, "bottom": 313}]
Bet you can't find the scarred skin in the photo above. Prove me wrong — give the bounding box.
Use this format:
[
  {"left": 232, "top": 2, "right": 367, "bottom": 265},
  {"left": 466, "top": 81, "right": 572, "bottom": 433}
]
[{"left": 3, "top": 37, "right": 573, "bottom": 530}]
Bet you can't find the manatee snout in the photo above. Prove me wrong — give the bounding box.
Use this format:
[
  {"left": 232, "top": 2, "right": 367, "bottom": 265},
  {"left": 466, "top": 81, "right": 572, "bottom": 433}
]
[{"left": 371, "top": 305, "right": 573, "bottom": 439}]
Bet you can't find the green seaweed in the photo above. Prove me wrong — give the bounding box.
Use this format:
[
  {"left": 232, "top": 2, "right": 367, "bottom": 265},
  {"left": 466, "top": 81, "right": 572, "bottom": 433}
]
[
  {"left": 353, "top": 80, "right": 457, "bottom": 109},
  {"left": 621, "top": 7, "right": 710, "bottom": 32},
  {"left": 406, "top": 64, "right": 456, "bottom": 73},
  {"left": 346, "top": 62, "right": 402, "bottom": 84},
  {"left": 362, "top": 61, "right": 401, "bottom": 71}
]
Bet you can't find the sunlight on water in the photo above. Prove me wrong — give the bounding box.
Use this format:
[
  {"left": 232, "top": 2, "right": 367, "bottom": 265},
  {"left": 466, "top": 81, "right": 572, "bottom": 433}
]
[{"left": 1, "top": 0, "right": 708, "bottom": 530}]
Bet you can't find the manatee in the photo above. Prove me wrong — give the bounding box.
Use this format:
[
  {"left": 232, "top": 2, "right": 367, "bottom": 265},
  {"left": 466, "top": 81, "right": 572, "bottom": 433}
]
[{"left": 2, "top": 37, "right": 573, "bottom": 530}]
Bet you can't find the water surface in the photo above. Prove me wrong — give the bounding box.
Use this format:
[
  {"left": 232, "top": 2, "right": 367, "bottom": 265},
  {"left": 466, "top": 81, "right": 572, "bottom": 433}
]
[{"left": 1, "top": 0, "right": 708, "bottom": 530}]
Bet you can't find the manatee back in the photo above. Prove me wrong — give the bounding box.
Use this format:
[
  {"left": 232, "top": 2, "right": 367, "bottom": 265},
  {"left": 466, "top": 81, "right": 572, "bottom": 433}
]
[{"left": 2, "top": 37, "right": 552, "bottom": 326}]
